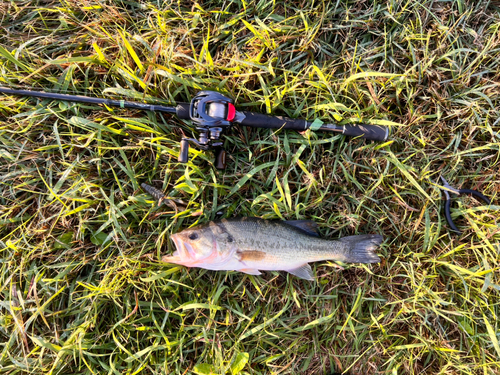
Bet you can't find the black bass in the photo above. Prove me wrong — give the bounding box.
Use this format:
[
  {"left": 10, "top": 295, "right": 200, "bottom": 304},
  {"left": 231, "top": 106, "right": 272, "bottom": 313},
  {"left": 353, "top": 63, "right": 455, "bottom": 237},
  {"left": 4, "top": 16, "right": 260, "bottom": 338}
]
[{"left": 163, "top": 218, "right": 383, "bottom": 280}]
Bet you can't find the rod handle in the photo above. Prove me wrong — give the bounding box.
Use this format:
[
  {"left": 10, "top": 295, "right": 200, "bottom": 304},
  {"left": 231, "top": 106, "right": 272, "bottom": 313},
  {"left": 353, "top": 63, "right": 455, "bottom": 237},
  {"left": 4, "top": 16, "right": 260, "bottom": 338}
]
[
  {"left": 239, "top": 111, "right": 307, "bottom": 130},
  {"left": 238, "top": 111, "right": 389, "bottom": 141},
  {"left": 341, "top": 124, "right": 389, "bottom": 141}
]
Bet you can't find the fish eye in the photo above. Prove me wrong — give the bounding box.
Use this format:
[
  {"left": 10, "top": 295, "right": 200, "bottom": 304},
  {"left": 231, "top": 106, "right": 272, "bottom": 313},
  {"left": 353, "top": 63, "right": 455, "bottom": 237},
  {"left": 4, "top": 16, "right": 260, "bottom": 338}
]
[{"left": 188, "top": 232, "right": 199, "bottom": 240}]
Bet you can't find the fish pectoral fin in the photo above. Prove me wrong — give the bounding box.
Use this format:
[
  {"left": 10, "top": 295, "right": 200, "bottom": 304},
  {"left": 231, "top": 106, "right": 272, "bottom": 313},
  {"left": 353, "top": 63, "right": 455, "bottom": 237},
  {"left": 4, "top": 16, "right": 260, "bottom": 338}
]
[
  {"left": 239, "top": 268, "right": 262, "bottom": 276},
  {"left": 287, "top": 264, "right": 314, "bottom": 280},
  {"left": 161, "top": 255, "right": 181, "bottom": 263}
]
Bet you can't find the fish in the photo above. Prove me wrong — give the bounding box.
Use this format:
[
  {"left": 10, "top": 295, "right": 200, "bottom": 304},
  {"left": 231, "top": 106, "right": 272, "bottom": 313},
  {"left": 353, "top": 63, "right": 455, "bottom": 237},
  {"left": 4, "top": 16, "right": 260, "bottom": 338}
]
[{"left": 163, "top": 217, "right": 383, "bottom": 280}]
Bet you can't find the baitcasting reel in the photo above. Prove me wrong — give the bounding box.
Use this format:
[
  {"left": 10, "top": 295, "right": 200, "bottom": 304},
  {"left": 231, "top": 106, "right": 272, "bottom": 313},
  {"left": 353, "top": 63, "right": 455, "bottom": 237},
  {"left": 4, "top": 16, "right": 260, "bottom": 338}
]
[{"left": 178, "top": 91, "right": 244, "bottom": 169}]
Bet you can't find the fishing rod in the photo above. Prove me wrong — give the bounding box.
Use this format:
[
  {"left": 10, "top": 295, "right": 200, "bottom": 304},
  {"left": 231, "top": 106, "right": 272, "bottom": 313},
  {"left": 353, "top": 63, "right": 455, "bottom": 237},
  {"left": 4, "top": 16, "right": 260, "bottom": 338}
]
[{"left": 0, "top": 87, "right": 389, "bottom": 169}]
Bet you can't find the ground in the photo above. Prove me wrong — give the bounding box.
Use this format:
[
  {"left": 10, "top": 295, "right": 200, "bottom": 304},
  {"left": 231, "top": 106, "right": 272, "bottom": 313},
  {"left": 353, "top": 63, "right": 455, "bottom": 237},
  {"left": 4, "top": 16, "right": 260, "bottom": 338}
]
[{"left": 0, "top": 1, "right": 499, "bottom": 374}]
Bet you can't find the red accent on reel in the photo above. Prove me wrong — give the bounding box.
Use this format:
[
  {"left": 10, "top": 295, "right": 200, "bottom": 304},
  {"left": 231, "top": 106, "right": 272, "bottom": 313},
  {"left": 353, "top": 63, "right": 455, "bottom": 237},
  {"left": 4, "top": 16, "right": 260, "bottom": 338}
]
[{"left": 226, "top": 103, "right": 236, "bottom": 121}]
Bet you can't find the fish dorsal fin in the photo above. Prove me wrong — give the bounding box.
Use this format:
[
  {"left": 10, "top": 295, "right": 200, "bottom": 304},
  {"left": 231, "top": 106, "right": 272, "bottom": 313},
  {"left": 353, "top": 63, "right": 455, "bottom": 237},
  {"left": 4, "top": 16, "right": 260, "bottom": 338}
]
[
  {"left": 286, "top": 264, "right": 314, "bottom": 280},
  {"left": 284, "top": 220, "right": 320, "bottom": 237}
]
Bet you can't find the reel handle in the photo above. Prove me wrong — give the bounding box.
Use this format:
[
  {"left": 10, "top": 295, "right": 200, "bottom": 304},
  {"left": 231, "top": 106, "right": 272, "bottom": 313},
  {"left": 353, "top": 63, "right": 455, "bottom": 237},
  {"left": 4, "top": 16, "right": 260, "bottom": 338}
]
[
  {"left": 178, "top": 139, "right": 190, "bottom": 163},
  {"left": 178, "top": 138, "right": 226, "bottom": 169},
  {"left": 214, "top": 148, "right": 227, "bottom": 170}
]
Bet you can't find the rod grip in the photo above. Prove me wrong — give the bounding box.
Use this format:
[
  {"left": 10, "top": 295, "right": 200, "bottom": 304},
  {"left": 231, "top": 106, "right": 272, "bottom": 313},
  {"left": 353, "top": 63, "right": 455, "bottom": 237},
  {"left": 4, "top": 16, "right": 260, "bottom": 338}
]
[
  {"left": 239, "top": 111, "right": 307, "bottom": 130},
  {"left": 341, "top": 124, "right": 389, "bottom": 141}
]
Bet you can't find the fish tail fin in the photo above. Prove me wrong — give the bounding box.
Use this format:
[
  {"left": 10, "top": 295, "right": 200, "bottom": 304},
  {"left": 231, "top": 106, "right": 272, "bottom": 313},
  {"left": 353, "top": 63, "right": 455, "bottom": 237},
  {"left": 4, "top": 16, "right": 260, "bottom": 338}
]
[{"left": 340, "top": 234, "right": 383, "bottom": 263}]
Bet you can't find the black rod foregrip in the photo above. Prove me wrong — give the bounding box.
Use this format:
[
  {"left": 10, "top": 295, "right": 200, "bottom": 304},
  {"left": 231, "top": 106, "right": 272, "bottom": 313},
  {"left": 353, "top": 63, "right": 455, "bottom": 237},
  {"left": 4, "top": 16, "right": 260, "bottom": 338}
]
[{"left": 239, "top": 111, "right": 308, "bottom": 130}]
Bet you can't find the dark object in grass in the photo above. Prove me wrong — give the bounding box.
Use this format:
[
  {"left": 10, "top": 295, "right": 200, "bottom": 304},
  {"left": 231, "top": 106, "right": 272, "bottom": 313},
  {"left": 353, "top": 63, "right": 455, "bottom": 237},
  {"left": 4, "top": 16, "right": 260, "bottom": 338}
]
[
  {"left": 141, "top": 183, "right": 187, "bottom": 211},
  {"left": 163, "top": 217, "right": 383, "bottom": 280},
  {"left": 438, "top": 176, "right": 492, "bottom": 234},
  {"left": 0, "top": 87, "right": 389, "bottom": 169}
]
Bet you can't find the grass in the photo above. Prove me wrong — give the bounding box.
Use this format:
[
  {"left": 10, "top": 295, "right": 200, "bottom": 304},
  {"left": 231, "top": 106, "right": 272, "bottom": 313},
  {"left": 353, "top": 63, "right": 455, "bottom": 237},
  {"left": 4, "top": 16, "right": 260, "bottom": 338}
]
[{"left": 1, "top": 0, "right": 499, "bottom": 374}]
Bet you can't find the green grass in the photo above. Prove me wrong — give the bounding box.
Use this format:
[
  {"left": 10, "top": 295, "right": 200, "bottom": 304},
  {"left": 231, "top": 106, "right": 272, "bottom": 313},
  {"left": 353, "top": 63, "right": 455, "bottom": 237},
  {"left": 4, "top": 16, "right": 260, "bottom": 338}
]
[{"left": 1, "top": 0, "right": 499, "bottom": 374}]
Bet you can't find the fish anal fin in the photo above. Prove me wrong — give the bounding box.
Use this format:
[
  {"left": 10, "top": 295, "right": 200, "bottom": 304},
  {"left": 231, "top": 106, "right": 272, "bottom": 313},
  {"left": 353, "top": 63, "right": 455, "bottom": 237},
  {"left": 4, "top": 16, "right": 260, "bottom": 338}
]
[
  {"left": 284, "top": 220, "right": 320, "bottom": 237},
  {"left": 239, "top": 268, "right": 262, "bottom": 276},
  {"left": 287, "top": 264, "right": 314, "bottom": 280}
]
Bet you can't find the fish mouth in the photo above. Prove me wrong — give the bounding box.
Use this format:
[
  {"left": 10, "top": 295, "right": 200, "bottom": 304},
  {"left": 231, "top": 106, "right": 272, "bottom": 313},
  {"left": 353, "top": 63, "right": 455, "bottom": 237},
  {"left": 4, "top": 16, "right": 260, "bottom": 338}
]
[{"left": 169, "top": 233, "right": 196, "bottom": 260}]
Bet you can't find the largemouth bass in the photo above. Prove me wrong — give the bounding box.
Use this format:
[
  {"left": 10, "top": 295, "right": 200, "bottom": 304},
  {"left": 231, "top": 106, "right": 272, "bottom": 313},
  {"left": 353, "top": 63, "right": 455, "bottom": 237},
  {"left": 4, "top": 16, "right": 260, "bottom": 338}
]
[{"left": 163, "top": 218, "right": 383, "bottom": 280}]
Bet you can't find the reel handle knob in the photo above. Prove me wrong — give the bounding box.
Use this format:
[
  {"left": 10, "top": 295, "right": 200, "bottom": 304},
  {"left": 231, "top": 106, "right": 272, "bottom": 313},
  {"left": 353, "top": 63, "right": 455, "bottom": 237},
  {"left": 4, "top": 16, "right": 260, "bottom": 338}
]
[
  {"left": 214, "top": 148, "right": 227, "bottom": 169},
  {"left": 178, "top": 138, "right": 190, "bottom": 163}
]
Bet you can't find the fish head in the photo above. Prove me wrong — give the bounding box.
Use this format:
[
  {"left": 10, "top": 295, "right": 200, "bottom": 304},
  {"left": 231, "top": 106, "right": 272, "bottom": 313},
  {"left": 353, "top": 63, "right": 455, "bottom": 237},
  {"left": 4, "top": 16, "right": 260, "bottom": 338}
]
[{"left": 163, "top": 221, "right": 235, "bottom": 266}]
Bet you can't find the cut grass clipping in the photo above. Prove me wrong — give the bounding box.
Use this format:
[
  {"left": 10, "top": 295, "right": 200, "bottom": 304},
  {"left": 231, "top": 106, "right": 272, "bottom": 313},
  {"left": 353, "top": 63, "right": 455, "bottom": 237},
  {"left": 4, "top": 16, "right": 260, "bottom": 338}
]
[{"left": 1, "top": 1, "right": 499, "bottom": 374}]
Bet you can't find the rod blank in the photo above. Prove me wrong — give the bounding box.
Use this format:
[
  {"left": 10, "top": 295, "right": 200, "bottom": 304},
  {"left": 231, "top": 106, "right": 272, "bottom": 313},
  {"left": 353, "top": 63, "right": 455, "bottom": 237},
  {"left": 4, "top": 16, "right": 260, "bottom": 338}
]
[{"left": 0, "top": 87, "right": 177, "bottom": 113}]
